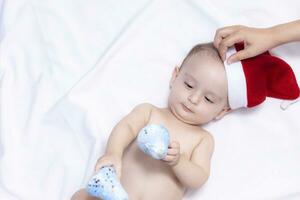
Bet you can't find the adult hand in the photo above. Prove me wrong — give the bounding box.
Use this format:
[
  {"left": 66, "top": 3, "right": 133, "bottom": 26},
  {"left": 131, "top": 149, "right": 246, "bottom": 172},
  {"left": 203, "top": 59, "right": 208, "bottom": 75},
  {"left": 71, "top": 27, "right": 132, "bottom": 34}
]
[{"left": 214, "top": 25, "right": 276, "bottom": 64}]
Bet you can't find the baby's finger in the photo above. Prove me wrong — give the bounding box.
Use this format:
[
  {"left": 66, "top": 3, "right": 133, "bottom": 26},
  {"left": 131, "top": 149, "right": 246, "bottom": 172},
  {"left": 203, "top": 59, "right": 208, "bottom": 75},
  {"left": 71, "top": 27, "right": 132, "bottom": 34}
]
[
  {"left": 162, "top": 155, "right": 177, "bottom": 162},
  {"left": 167, "top": 148, "right": 179, "bottom": 156},
  {"left": 94, "top": 161, "right": 113, "bottom": 172},
  {"left": 115, "top": 165, "right": 122, "bottom": 179},
  {"left": 169, "top": 141, "right": 180, "bottom": 148}
]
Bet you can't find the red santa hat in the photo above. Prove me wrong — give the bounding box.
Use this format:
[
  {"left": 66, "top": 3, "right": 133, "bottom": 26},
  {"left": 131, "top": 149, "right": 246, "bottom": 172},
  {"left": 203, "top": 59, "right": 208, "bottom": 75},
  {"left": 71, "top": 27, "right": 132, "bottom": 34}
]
[{"left": 224, "top": 43, "right": 300, "bottom": 109}]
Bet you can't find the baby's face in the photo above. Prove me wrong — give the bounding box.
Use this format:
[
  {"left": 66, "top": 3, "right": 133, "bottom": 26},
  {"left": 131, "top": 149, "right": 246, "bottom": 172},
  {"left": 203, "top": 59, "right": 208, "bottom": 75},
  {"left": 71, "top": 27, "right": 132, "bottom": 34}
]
[{"left": 168, "top": 54, "right": 230, "bottom": 125}]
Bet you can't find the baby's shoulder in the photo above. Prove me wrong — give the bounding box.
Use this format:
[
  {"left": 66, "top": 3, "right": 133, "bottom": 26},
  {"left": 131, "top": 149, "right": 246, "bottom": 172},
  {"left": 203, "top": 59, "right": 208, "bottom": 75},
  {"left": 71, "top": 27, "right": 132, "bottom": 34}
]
[
  {"left": 134, "top": 103, "right": 164, "bottom": 115},
  {"left": 132, "top": 103, "right": 162, "bottom": 121},
  {"left": 132, "top": 103, "right": 157, "bottom": 114},
  {"left": 134, "top": 102, "right": 156, "bottom": 109}
]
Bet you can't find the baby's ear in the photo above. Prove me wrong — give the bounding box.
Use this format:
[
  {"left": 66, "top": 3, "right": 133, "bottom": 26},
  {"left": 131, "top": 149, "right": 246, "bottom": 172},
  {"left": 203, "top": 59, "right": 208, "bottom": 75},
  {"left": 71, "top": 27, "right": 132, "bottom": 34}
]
[
  {"left": 214, "top": 107, "right": 231, "bottom": 120},
  {"left": 170, "top": 66, "right": 180, "bottom": 88}
]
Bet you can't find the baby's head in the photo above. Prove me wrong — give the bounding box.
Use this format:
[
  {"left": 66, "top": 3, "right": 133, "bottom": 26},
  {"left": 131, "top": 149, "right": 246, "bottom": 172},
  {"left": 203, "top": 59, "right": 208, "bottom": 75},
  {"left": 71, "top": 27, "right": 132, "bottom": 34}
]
[{"left": 168, "top": 43, "right": 230, "bottom": 125}]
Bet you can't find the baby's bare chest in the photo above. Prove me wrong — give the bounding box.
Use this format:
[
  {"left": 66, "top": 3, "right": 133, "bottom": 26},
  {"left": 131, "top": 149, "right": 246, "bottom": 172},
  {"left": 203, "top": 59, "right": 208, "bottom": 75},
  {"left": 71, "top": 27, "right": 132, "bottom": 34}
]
[
  {"left": 147, "top": 110, "right": 203, "bottom": 157},
  {"left": 119, "top": 111, "right": 204, "bottom": 199}
]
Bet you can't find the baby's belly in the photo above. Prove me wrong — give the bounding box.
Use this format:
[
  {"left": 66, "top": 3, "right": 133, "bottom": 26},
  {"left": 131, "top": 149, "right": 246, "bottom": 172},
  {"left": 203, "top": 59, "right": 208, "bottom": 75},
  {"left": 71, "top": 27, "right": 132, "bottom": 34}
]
[{"left": 121, "top": 141, "right": 184, "bottom": 200}]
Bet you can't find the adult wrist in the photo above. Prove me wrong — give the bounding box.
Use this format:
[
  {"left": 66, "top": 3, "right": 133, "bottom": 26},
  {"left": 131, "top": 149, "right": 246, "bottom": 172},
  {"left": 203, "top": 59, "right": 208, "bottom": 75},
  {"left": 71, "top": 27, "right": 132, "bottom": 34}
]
[{"left": 268, "top": 25, "right": 285, "bottom": 48}]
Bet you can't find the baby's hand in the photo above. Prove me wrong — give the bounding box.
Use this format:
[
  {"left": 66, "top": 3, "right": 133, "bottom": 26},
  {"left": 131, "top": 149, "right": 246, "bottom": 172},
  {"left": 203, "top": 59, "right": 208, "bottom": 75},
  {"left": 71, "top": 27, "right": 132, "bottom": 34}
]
[
  {"left": 95, "top": 154, "right": 122, "bottom": 179},
  {"left": 162, "top": 141, "right": 180, "bottom": 166}
]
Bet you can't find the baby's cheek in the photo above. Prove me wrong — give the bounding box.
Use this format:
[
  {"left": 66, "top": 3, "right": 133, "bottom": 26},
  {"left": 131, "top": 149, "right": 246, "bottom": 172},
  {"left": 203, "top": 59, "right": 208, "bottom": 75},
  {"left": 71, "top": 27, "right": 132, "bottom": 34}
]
[
  {"left": 168, "top": 92, "right": 180, "bottom": 105},
  {"left": 195, "top": 110, "right": 215, "bottom": 124}
]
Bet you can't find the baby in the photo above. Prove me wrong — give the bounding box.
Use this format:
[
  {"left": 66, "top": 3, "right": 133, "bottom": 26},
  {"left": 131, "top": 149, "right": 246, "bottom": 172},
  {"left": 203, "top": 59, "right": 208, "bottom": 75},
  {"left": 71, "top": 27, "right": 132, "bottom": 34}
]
[
  {"left": 71, "top": 42, "right": 299, "bottom": 200},
  {"left": 71, "top": 43, "right": 229, "bottom": 200}
]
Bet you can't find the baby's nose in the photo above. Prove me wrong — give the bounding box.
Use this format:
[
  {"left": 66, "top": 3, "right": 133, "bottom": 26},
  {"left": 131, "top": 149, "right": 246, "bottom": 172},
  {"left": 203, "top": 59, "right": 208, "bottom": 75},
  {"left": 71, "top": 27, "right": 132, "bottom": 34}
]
[{"left": 188, "top": 92, "right": 201, "bottom": 105}]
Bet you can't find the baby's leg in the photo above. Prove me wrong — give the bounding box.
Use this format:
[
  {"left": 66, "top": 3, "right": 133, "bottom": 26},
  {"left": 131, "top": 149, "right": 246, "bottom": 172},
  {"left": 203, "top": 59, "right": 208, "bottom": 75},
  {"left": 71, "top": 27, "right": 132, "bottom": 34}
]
[{"left": 71, "top": 189, "right": 101, "bottom": 200}]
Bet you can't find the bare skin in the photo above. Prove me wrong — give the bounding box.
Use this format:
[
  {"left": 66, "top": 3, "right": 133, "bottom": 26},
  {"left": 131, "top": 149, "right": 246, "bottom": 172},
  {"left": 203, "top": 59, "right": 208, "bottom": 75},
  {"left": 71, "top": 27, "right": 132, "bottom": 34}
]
[
  {"left": 214, "top": 19, "right": 300, "bottom": 63},
  {"left": 71, "top": 45, "right": 230, "bottom": 200},
  {"left": 72, "top": 105, "right": 213, "bottom": 200}
]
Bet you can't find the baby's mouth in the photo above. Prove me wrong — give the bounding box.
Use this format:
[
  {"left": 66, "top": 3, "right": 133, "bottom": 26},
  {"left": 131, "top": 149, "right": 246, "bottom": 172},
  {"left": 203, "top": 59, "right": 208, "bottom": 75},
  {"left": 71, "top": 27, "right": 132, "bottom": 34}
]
[{"left": 181, "top": 103, "right": 193, "bottom": 113}]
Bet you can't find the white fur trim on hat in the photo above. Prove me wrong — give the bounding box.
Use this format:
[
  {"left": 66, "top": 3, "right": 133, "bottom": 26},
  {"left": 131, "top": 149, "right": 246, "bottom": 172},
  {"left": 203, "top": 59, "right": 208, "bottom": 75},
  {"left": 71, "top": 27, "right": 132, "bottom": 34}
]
[{"left": 224, "top": 47, "right": 248, "bottom": 109}]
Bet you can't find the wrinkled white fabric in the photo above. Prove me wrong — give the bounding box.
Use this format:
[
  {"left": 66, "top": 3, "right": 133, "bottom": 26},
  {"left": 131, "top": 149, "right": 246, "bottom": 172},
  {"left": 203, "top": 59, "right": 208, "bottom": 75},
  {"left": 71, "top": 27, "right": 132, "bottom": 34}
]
[{"left": 0, "top": 0, "right": 299, "bottom": 199}]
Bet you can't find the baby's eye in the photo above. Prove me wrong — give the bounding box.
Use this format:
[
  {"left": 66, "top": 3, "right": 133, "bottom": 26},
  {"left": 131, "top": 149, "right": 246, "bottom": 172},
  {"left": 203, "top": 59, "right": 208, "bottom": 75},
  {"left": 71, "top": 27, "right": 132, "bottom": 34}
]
[
  {"left": 205, "top": 96, "right": 214, "bottom": 104},
  {"left": 184, "top": 82, "right": 193, "bottom": 89}
]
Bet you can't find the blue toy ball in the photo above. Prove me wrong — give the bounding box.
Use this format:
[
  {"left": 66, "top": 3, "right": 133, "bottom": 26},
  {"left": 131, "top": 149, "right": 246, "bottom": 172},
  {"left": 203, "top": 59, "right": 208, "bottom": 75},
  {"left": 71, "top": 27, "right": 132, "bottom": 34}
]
[
  {"left": 137, "top": 124, "right": 170, "bottom": 160},
  {"left": 86, "top": 166, "right": 128, "bottom": 200}
]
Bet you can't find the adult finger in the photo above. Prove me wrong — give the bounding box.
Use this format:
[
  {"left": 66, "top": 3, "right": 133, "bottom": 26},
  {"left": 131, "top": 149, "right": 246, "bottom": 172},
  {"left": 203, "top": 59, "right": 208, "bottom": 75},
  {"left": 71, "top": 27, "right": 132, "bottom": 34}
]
[
  {"left": 219, "top": 32, "right": 244, "bottom": 61},
  {"left": 214, "top": 25, "right": 241, "bottom": 49},
  {"left": 227, "top": 49, "right": 250, "bottom": 64}
]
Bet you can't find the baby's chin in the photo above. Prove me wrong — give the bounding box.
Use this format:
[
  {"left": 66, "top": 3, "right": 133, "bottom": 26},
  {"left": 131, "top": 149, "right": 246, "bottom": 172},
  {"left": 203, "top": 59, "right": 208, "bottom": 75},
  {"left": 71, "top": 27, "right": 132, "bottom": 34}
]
[{"left": 169, "top": 104, "right": 206, "bottom": 125}]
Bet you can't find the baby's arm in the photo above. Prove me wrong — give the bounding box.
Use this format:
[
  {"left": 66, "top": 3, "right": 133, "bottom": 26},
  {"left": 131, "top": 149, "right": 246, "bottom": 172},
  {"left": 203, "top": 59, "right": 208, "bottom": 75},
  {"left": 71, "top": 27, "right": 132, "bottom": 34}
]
[
  {"left": 95, "top": 103, "right": 153, "bottom": 174},
  {"left": 170, "top": 133, "right": 214, "bottom": 189},
  {"left": 105, "top": 103, "right": 152, "bottom": 156}
]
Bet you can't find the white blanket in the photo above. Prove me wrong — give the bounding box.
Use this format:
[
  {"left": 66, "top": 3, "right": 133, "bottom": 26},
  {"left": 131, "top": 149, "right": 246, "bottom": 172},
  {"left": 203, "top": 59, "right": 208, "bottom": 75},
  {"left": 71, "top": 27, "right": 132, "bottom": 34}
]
[{"left": 0, "top": 0, "right": 299, "bottom": 199}]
